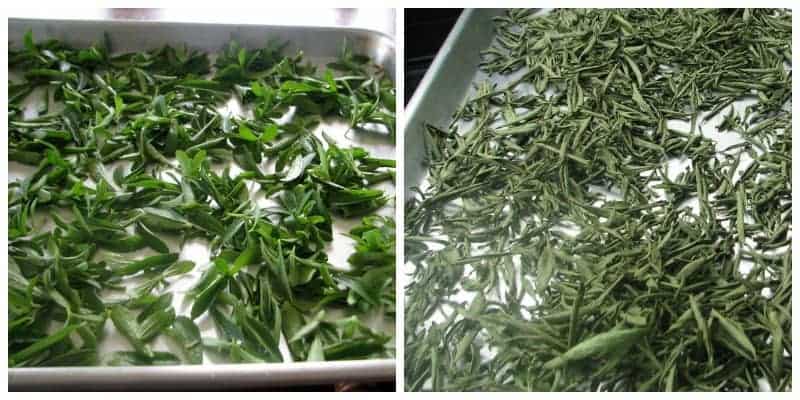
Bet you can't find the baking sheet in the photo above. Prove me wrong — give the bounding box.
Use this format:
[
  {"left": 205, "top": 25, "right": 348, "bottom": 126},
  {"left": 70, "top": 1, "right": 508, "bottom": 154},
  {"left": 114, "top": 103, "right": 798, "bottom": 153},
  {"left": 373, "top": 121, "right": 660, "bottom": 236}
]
[
  {"left": 403, "top": 8, "right": 784, "bottom": 391},
  {"left": 404, "top": 9, "right": 505, "bottom": 193},
  {"left": 8, "top": 17, "right": 396, "bottom": 390}
]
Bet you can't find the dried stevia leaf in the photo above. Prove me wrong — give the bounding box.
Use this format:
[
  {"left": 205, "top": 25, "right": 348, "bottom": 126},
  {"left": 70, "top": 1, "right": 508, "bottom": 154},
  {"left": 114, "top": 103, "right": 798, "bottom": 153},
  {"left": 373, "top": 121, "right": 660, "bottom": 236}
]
[
  {"left": 711, "top": 310, "right": 757, "bottom": 361},
  {"left": 405, "top": 8, "right": 790, "bottom": 391},
  {"left": 544, "top": 328, "right": 646, "bottom": 369}
]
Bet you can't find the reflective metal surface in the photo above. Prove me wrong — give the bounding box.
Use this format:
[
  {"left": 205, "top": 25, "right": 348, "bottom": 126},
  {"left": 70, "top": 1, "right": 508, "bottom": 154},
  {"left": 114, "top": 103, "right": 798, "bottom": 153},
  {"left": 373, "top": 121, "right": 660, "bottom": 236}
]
[
  {"left": 10, "top": 360, "right": 394, "bottom": 391},
  {"left": 8, "top": 8, "right": 396, "bottom": 37}
]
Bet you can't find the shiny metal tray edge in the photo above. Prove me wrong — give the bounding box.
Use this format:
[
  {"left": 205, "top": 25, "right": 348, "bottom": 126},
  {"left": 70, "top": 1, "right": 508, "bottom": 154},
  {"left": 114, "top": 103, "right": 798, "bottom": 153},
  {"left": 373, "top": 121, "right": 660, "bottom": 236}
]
[
  {"left": 10, "top": 360, "right": 394, "bottom": 391},
  {"left": 8, "top": 17, "right": 395, "bottom": 390}
]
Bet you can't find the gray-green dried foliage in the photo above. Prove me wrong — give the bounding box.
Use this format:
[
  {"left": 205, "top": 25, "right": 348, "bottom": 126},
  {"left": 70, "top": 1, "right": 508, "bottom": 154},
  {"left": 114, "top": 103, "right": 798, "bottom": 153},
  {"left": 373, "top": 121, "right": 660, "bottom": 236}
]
[{"left": 405, "top": 9, "right": 790, "bottom": 391}]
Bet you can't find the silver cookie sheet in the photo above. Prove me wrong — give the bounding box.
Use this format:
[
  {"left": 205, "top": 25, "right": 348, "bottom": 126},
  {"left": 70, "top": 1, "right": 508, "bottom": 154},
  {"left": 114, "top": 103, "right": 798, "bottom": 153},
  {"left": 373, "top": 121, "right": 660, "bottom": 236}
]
[{"left": 8, "top": 16, "right": 396, "bottom": 391}]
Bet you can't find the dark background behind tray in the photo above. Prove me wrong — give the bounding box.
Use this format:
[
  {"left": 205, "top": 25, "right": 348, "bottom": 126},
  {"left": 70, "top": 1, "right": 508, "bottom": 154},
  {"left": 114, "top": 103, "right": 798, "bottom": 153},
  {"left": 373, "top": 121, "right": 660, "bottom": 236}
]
[{"left": 405, "top": 8, "right": 463, "bottom": 105}]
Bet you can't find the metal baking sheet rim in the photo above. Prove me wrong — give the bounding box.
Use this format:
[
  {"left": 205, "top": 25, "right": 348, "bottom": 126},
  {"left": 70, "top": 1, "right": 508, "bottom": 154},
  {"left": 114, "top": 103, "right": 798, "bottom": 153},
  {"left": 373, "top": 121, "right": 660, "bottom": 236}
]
[
  {"left": 8, "top": 18, "right": 396, "bottom": 390},
  {"left": 404, "top": 9, "right": 509, "bottom": 192},
  {"left": 9, "top": 360, "right": 394, "bottom": 391}
]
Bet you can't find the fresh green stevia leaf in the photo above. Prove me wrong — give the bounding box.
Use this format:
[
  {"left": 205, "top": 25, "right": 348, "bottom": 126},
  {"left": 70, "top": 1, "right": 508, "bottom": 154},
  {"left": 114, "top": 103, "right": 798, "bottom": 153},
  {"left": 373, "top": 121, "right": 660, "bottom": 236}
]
[
  {"left": 109, "top": 305, "right": 152, "bottom": 357},
  {"left": 136, "top": 222, "right": 171, "bottom": 253},
  {"left": 106, "top": 351, "right": 181, "bottom": 366},
  {"left": 238, "top": 124, "right": 258, "bottom": 142},
  {"left": 281, "top": 153, "right": 316, "bottom": 182},
  {"left": 22, "top": 29, "right": 36, "bottom": 53},
  {"left": 167, "top": 316, "right": 203, "bottom": 364},
  {"left": 182, "top": 205, "right": 225, "bottom": 235},
  {"left": 138, "top": 308, "right": 176, "bottom": 342},
  {"left": 39, "top": 348, "right": 98, "bottom": 366},
  {"left": 115, "top": 253, "right": 179, "bottom": 277},
  {"left": 236, "top": 306, "right": 283, "bottom": 362},
  {"left": 95, "top": 233, "right": 148, "bottom": 253},
  {"left": 262, "top": 124, "right": 279, "bottom": 142},
  {"left": 262, "top": 239, "right": 293, "bottom": 302},
  {"left": 163, "top": 260, "right": 196, "bottom": 277},
  {"left": 190, "top": 272, "right": 229, "bottom": 320},
  {"left": 307, "top": 336, "right": 326, "bottom": 361},
  {"left": 139, "top": 207, "right": 193, "bottom": 232},
  {"left": 289, "top": 310, "right": 326, "bottom": 343},
  {"left": 324, "top": 339, "right": 388, "bottom": 360},
  {"left": 9, "top": 323, "right": 81, "bottom": 366}
]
